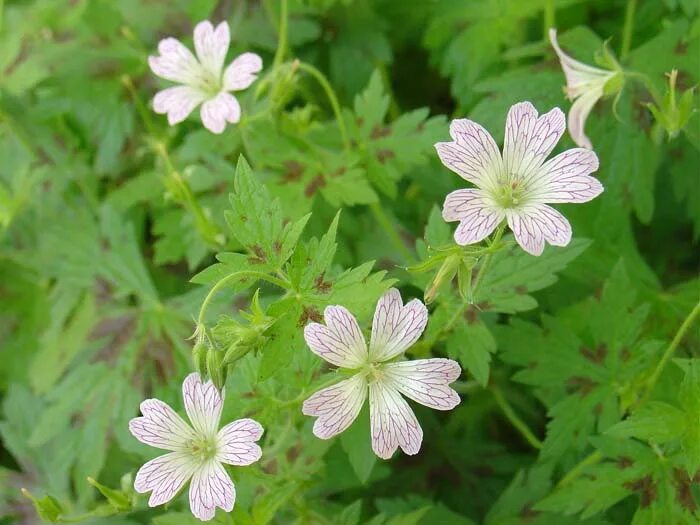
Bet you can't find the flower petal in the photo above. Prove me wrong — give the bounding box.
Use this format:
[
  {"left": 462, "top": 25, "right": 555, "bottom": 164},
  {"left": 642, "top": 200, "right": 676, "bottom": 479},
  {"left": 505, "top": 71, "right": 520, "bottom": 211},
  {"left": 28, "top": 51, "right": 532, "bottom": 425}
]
[
  {"left": 153, "top": 86, "right": 206, "bottom": 125},
  {"left": 549, "top": 28, "right": 615, "bottom": 97},
  {"left": 193, "top": 21, "right": 230, "bottom": 78},
  {"left": 567, "top": 86, "right": 602, "bottom": 149},
  {"left": 216, "top": 418, "right": 264, "bottom": 466},
  {"left": 183, "top": 373, "right": 223, "bottom": 438},
  {"left": 129, "top": 399, "right": 196, "bottom": 451},
  {"left": 134, "top": 452, "right": 197, "bottom": 507},
  {"left": 435, "top": 118, "right": 503, "bottom": 190},
  {"left": 304, "top": 305, "right": 367, "bottom": 368},
  {"left": 503, "top": 102, "right": 565, "bottom": 183},
  {"left": 188, "top": 460, "right": 235, "bottom": 521},
  {"left": 302, "top": 374, "right": 368, "bottom": 439},
  {"left": 382, "top": 358, "right": 462, "bottom": 410},
  {"left": 531, "top": 148, "right": 603, "bottom": 203},
  {"left": 443, "top": 189, "right": 504, "bottom": 245},
  {"left": 369, "top": 288, "right": 428, "bottom": 363},
  {"left": 223, "top": 52, "right": 263, "bottom": 91},
  {"left": 149, "top": 37, "right": 203, "bottom": 85},
  {"left": 369, "top": 380, "right": 423, "bottom": 459},
  {"left": 506, "top": 205, "right": 572, "bottom": 256},
  {"left": 200, "top": 92, "right": 241, "bottom": 134}
]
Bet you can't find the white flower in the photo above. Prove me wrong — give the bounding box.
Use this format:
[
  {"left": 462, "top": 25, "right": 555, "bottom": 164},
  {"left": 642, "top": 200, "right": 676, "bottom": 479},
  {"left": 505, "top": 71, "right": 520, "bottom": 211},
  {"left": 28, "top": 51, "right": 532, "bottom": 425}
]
[
  {"left": 302, "top": 289, "right": 461, "bottom": 459},
  {"left": 436, "top": 101, "right": 604, "bottom": 256},
  {"left": 148, "top": 20, "right": 262, "bottom": 134},
  {"left": 549, "top": 28, "right": 620, "bottom": 149},
  {"left": 128, "top": 373, "right": 263, "bottom": 521}
]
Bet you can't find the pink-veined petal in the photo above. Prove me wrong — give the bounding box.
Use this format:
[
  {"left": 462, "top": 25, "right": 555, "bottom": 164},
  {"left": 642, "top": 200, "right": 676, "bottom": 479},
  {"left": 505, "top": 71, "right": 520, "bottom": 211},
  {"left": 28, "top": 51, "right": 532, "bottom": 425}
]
[
  {"left": 216, "top": 418, "right": 263, "bottom": 466},
  {"left": 193, "top": 21, "right": 230, "bottom": 78},
  {"left": 567, "top": 86, "right": 603, "bottom": 149},
  {"left": 503, "top": 102, "right": 565, "bottom": 183},
  {"left": 223, "top": 52, "right": 263, "bottom": 91},
  {"left": 188, "top": 460, "right": 235, "bottom": 521},
  {"left": 531, "top": 148, "right": 603, "bottom": 203},
  {"left": 549, "top": 28, "right": 615, "bottom": 98},
  {"left": 200, "top": 92, "right": 241, "bottom": 134},
  {"left": 369, "top": 380, "right": 423, "bottom": 459},
  {"left": 506, "top": 205, "right": 572, "bottom": 256},
  {"left": 129, "top": 399, "right": 196, "bottom": 451},
  {"left": 443, "top": 189, "right": 504, "bottom": 245},
  {"left": 153, "top": 86, "right": 206, "bottom": 125},
  {"left": 369, "top": 289, "right": 428, "bottom": 363},
  {"left": 183, "top": 373, "right": 223, "bottom": 438},
  {"left": 148, "top": 37, "right": 203, "bottom": 85},
  {"left": 382, "top": 358, "right": 462, "bottom": 411},
  {"left": 435, "top": 118, "right": 504, "bottom": 190},
  {"left": 304, "top": 306, "right": 367, "bottom": 368},
  {"left": 302, "top": 374, "right": 368, "bottom": 439},
  {"left": 134, "top": 452, "right": 197, "bottom": 507}
]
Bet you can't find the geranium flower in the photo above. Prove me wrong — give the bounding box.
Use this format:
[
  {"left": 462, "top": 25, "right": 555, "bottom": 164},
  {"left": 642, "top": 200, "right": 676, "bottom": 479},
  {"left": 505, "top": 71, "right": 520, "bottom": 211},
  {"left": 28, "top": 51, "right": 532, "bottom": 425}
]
[
  {"left": 549, "top": 28, "right": 620, "bottom": 149},
  {"left": 148, "top": 20, "right": 262, "bottom": 134},
  {"left": 436, "top": 101, "right": 603, "bottom": 256},
  {"left": 302, "top": 289, "right": 461, "bottom": 459},
  {"left": 129, "top": 373, "right": 263, "bottom": 521}
]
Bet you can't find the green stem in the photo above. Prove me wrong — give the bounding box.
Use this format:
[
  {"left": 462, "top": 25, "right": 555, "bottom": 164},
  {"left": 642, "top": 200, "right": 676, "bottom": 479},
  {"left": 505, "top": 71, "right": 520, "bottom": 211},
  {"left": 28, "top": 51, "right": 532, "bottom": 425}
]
[
  {"left": 556, "top": 451, "right": 603, "bottom": 488},
  {"left": 121, "top": 75, "right": 223, "bottom": 247},
  {"left": 471, "top": 222, "right": 506, "bottom": 300},
  {"left": 370, "top": 202, "right": 414, "bottom": 264},
  {"left": 197, "top": 270, "right": 290, "bottom": 325},
  {"left": 543, "top": 0, "right": 555, "bottom": 40},
  {"left": 272, "top": 0, "right": 288, "bottom": 70},
  {"left": 620, "top": 0, "right": 638, "bottom": 60},
  {"left": 491, "top": 386, "right": 543, "bottom": 450},
  {"left": 640, "top": 298, "right": 700, "bottom": 405},
  {"left": 297, "top": 61, "right": 351, "bottom": 151}
]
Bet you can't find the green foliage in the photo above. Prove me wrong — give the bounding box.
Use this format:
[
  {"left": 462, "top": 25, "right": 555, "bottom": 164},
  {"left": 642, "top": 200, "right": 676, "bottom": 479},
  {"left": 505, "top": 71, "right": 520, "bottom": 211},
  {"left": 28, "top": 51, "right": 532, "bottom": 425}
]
[{"left": 0, "top": 0, "right": 698, "bottom": 524}]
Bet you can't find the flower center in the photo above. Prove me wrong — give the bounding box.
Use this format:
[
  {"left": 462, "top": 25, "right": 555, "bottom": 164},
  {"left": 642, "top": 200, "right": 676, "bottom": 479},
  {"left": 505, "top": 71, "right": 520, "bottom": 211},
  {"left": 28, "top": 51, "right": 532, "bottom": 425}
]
[
  {"left": 494, "top": 178, "right": 526, "bottom": 209},
  {"left": 363, "top": 362, "right": 385, "bottom": 384},
  {"left": 196, "top": 70, "right": 222, "bottom": 97},
  {"left": 189, "top": 436, "right": 218, "bottom": 462}
]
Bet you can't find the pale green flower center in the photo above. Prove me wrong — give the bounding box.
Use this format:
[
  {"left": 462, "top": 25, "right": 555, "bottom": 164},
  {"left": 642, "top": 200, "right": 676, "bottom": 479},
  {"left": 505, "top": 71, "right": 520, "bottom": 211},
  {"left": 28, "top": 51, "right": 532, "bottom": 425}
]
[
  {"left": 189, "top": 435, "right": 218, "bottom": 461},
  {"left": 494, "top": 178, "right": 526, "bottom": 209},
  {"left": 363, "top": 362, "right": 385, "bottom": 384},
  {"left": 196, "top": 69, "right": 222, "bottom": 97}
]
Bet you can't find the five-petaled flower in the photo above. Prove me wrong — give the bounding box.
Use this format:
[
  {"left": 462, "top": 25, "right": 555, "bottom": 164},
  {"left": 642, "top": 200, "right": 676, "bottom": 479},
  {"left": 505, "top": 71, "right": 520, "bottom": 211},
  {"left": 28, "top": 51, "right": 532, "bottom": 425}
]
[
  {"left": 128, "top": 373, "right": 263, "bottom": 521},
  {"left": 436, "top": 101, "right": 604, "bottom": 256},
  {"left": 549, "top": 28, "right": 621, "bottom": 149},
  {"left": 302, "top": 288, "right": 462, "bottom": 459},
  {"left": 148, "top": 20, "right": 262, "bottom": 134}
]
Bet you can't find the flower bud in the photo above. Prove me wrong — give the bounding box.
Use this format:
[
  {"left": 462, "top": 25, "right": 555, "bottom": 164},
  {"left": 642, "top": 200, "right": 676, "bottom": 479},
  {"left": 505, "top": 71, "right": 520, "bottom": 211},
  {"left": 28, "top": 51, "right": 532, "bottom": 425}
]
[
  {"left": 192, "top": 341, "right": 209, "bottom": 378},
  {"left": 647, "top": 69, "right": 696, "bottom": 139},
  {"left": 87, "top": 477, "right": 131, "bottom": 511},
  {"left": 21, "top": 489, "right": 63, "bottom": 522},
  {"left": 206, "top": 349, "right": 226, "bottom": 391},
  {"left": 424, "top": 254, "right": 461, "bottom": 304}
]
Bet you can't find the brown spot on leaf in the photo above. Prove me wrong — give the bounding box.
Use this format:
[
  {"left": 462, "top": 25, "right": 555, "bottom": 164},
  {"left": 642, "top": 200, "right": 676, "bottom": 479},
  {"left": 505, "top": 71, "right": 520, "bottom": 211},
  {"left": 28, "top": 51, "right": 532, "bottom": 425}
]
[
  {"left": 247, "top": 245, "right": 266, "bottom": 265},
  {"left": 519, "top": 503, "right": 539, "bottom": 519},
  {"left": 624, "top": 476, "right": 657, "bottom": 508},
  {"left": 376, "top": 149, "right": 395, "bottom": 164},
  {"left": 580, "top": 343, "right": 607, "bottom": 364},
  {"left": 280, "top": 160, "right": 304, "bottom": 184},
  {"left": 514, "top": 285, "right": 528, "bottom": 295},
  {"left": 464, "top": 306, "right": 479, "bottom": 325},
  {"left": 299, "top": 306, "right": 323, "bottom": 326},
  {"left": 675, "top": 41, "right": 688, "bottom": 55},
  {"left": 330, "top": 167, "right": 346, "bottom": 178},
  {"left": 566, "top": 376, "right": 597, "bottom": 397},
  {"left": 314, "top": 273, "right": 331, "bottom": 294},
  {"left": 616, "top": 456, "right": 634, "bottom": 469},
  {"left": 371, "top": 125, "right": 391, "bottom": 139},
  {"left": 673, "top": 468, "right": 697, "bottom": 512},
  {"left": 304, "top": 175, "right": 326, "bottom": 197},
  {"left": 273, "top": 240, "right": 282, "bottom": 256},
  {"left": 621, "top": 347, "right": 631, "bottom": 362}
]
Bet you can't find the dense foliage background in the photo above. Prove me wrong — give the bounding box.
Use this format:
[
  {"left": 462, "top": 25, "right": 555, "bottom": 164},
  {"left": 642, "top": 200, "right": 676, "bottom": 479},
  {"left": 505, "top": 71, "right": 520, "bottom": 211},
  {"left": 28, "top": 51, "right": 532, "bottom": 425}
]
[{"left": 1, "top": 0, "right": 699, "bottom": 524}]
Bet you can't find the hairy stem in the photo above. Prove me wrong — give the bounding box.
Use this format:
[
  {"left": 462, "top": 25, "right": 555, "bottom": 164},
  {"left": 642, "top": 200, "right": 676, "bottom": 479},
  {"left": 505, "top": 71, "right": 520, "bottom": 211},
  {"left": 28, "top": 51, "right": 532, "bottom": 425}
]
[
  {"left": 543, "top": 0, "right": 555, "bottom": 40},
  {"left": 471, "top": 222, "right": 506, "bottom": 300},
  {"left": 197, "top": 270, "right": 290, "bottom": 325},
  {"left": 297, "top": 61, "right": 351, "bottom": 151},
  {"left": 556, "top": 451, "right": 604, "bottom": 488},
  {"left": 491, "top": 386, "right": 543, "bottom": 450},
  {"left": 272, "top": 0, "right": 289, "bottom": 71},
  {"left": 620, "top": 0, "right": 637, "bottom": 59},
  {"left": 640, "top": 298, "right": 700, "bottom": 405}
]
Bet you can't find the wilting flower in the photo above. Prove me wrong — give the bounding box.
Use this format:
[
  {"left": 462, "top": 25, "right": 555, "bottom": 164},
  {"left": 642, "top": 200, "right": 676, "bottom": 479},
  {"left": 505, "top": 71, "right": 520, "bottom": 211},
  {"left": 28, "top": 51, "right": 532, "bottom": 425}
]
[
  {"left": 129, "top": 373, "right": 263, "bottom": 521},
  {"left": 149, "top": 20, "right": 262, "bottom": 134},
  {"left": 436, "top": 101, "right": 603, "bottom": 256},
  {"left": 549, "top": 28, "right": 621, "bottom": 149},
  {"left": 302, "top": 289, "right": 461, "bottom": 459}
]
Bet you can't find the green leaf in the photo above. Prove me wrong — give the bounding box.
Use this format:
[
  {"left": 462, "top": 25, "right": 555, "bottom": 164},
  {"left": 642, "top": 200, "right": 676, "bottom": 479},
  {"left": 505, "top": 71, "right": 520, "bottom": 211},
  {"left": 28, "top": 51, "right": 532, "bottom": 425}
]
[
  {"left": 447, "top": 317, "right": 496, "bottom": 387},
  {"left": 341, "top": 404, "right": 376, "bottom": 483}
]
